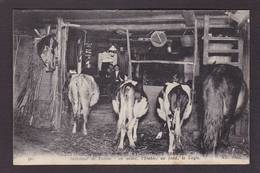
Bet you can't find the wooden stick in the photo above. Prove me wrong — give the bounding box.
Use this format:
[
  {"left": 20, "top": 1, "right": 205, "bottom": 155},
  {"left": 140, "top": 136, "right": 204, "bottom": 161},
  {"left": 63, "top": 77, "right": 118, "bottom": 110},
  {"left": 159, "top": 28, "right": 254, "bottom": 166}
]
[{"left": 131, "top": 60, "right": 194, "bottom": 65}]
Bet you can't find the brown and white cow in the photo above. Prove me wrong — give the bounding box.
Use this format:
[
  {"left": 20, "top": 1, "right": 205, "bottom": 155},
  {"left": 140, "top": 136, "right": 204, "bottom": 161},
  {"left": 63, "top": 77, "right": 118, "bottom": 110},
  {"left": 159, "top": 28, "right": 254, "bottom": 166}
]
[
  {"left": 156, "top": 82, "right": 192, "bottom": 153},
  {"left": 68, "top": 74, "right": 100, "bottom": 135},
  {"left": 112, "top": 80, "right": 148, "bottom": 149}
]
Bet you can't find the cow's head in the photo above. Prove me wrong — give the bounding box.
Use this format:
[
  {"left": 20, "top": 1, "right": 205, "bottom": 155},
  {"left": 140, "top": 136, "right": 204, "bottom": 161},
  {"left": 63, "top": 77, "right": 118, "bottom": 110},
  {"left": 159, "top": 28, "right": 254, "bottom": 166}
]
[{"left": 37, "top": 33, "right": 58, "bottom": 72}]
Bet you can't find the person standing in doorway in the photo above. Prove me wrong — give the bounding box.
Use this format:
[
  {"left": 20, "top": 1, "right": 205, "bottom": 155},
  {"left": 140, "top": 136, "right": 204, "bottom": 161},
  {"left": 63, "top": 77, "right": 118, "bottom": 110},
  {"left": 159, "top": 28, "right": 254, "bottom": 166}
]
[{"left": 111, "top": 65, "right": 127, "bottom": 96}]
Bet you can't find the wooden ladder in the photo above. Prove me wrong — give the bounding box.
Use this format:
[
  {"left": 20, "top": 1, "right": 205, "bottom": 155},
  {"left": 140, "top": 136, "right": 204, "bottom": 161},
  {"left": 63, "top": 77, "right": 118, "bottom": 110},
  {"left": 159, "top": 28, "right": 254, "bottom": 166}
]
[{"left": 203, "top": 15, "right": 243, "bottom": 68}]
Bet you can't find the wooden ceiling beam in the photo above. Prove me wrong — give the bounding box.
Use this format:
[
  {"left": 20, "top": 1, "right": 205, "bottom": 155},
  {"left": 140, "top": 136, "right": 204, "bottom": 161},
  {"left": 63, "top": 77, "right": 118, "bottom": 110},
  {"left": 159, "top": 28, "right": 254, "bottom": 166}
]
[
  {"left": 62, "top": 14, "right": 185, "bottom": 24},
  {"left": 65, "top": 22, "right": 204, "bottom": 31},
  {"left": 43, "top": 15, "right": 228, "bottom": 26}
]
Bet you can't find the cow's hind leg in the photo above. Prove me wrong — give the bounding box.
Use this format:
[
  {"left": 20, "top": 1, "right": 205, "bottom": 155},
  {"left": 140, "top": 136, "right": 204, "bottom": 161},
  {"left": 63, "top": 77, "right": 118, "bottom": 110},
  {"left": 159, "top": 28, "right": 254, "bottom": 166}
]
[
  {"left": 127, "top": 119, "right": 136, "bottom": 148},
  {"left": 118, "top": 113, "right": 126, "bottom": 149},
  {"left": 118, "top": 125, "right": 126, "bottom": 149},
  {"left": 69, "top": 83, "right": 79, "bottom": 134},
  {"left": 72, "top": 104, "right": 79, "bottom": 134},
  {"left": 168, "top": 130, "right": 175, "bottom": 154},
  {"left": 133, "top": 119, "right": 139, "bottom": 143},
  {"left": 114, "top": 121, "right": 121, "bottom": 142},
  {"left": 81, "top": 105, "right": 90, "bottom": 135},
  {"left": 113, "top": 117, "right": 123, "bottom": 145},
  {"left": 167, "top": 117, "right": 175, "bottom": 154}
]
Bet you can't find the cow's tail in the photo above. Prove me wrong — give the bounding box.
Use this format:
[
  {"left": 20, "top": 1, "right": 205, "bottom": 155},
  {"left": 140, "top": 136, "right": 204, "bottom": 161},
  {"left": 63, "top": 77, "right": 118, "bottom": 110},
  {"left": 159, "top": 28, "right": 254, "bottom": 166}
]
[
  {"left": 234, "top": 80, "right": 248, "bottom": 116},
  {"left": 90, "top": 77, "right": 100, "bottom": 107},
  {"left": 75, "top": 79, "right": 81, "bottom": 117},
  {"left": 202, "top": 85, "right": 224, "bottom": 153},
  {"left": 68, "top": 77, "right": 81, "bottom": 119}
]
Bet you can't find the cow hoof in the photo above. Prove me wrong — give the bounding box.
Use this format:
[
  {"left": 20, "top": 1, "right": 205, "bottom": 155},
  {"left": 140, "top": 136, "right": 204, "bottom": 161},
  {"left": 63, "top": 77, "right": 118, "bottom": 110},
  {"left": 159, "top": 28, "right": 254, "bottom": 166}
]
[
  {"left": 118, "top": 145, "right": 124, "bottom": 150},
  {"left": 133, "top": 137, "right": 137, "bottom": 143},
  {"left": 129, "top": 143, "right": 136, "bottom": 149},
  {"left": 83, "top": 131, "right": 87, "bottom": 136}
]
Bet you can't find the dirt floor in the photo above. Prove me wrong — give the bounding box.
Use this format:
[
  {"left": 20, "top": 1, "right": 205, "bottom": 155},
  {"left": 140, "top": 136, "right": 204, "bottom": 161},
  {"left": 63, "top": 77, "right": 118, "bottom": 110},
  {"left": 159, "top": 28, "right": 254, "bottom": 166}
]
[{"left": 13, "top": 97, "right": 249, "bottom": 161}]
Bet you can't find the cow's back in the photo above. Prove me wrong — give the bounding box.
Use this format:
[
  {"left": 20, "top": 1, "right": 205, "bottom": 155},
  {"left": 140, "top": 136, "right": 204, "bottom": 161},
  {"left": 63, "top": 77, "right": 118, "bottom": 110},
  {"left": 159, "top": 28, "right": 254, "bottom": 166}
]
[{"left": 68, "top": 74, "right": 99, "bottom": 108}]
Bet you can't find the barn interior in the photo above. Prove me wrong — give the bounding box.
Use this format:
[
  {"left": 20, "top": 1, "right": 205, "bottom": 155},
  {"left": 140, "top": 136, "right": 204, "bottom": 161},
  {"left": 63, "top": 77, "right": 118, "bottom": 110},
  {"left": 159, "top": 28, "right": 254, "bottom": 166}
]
[{"left": 13, "top": 10, "right": 250, "bottom": 161}]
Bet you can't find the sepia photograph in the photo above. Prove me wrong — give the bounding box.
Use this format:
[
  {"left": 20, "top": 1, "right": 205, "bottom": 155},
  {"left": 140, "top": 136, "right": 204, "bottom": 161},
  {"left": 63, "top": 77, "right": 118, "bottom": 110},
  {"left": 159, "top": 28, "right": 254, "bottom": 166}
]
[{"left": 13, "top": 10, "right": 250, "bottom": 165}]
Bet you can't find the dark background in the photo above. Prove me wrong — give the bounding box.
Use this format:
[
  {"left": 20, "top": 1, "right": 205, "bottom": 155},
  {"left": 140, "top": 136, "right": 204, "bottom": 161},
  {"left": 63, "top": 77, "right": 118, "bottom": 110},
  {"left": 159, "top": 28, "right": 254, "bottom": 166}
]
[{"left": 0, "top": 0, "right": 260, "bottom": 173}]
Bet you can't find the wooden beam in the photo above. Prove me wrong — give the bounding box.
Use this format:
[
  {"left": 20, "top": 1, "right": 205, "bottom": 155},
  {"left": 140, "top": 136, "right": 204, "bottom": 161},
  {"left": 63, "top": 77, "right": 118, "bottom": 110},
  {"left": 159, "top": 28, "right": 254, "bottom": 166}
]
[
  {"left": 63, "top": 14, "right": 185, "bottom": 24},
  {"left": 65, "top": 23, "right": 199, "bottom": 31},
  {"left": 131, "top": 60, "right": 194, "bottom": 65},
  {"left": 203, "top": 15, "right": 209, "bottom": 65},
  {"left": 44, "top": 15, "right": 226, "bottom": 23}
]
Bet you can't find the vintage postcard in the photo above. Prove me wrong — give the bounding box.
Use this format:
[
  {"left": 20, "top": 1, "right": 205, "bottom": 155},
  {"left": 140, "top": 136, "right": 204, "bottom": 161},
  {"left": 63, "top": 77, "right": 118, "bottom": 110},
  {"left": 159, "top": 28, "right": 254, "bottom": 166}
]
[{"left": 13, "top": 10, "right": 250, "bottom": 165}]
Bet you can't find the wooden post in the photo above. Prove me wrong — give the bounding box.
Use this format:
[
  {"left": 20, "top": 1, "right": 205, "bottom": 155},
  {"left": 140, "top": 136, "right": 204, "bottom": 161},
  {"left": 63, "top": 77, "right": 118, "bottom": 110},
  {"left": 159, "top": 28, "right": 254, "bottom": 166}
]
[
  {"left": 192, "top": 19, "right": 198, "bottom": 103},
  {"left": 238, "top": 38, "right": 244, "bottom": 69},
  {"left": 52, "top": 17, "right": 64, "bottom": 130},
  {"left": 136, "top": 54, "right": 140, "bottom": 79},
  {"left": 60, "top": 22, "right": 69, "bottom": 129},
  {"left": 126, "top": 29, "right": 132, "bottom": 79},
  {"left": 203, "top": 15, "right": 209, "bottom": 65}
]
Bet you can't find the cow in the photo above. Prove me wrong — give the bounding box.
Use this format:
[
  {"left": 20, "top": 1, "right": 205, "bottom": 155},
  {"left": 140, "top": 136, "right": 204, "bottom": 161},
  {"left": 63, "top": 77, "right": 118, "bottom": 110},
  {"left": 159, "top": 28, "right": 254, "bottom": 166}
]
[
  {"left": 200, "top": 64, "right": 248, "bottom": 155},
  {"left": 156, "top": 81, "right": 192, "bottom": 153},
  {"left": 112, "top": 80, "right": 148, "bottom": 149},
  {"left": 68, "top": 74, "right": 100, "bottom": 135}
]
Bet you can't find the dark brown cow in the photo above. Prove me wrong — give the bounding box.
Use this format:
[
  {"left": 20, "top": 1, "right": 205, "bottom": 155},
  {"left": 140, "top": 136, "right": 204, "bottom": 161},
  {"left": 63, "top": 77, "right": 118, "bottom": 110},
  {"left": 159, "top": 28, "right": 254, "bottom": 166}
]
[{"left": 201, "top": 64, "right": 248, "bottom": 154}]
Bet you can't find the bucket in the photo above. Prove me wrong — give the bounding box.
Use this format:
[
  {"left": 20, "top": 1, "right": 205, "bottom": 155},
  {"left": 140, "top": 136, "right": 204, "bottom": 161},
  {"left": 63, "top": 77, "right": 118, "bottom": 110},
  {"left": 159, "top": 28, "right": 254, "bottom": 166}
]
[{"left": 180, "top": 30, "right": 194, "bottom": 47}]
